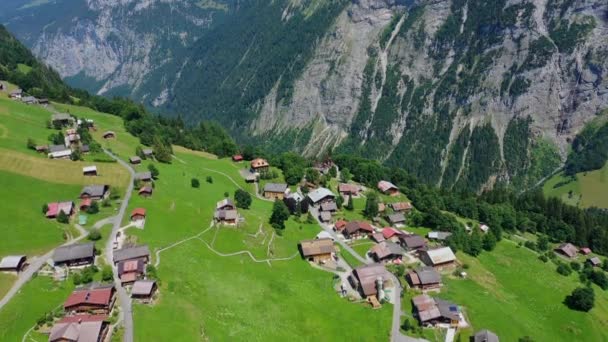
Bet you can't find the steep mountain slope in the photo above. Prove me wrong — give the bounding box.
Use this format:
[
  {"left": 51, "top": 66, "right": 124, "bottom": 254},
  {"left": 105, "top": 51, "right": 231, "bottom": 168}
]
[{"left": 3, "top": 0, "right": 608, "bottom": 192}]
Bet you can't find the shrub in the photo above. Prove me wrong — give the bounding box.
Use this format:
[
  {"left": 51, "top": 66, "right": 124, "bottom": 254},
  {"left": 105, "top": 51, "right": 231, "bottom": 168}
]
[
  {"left": 191, "top": 178, "right": 200, "bottom": 188},
  {"left": 101, "top": 265, "right": 113, "bottom": 281},
  {"left": 570, "top": 261, "right": 581, "bottom": 272},
  {"left": 556, "top": 263, "right": 572, "bottom": 276},
  {"left": 538, "top": 255, "right": 548, "bottom": 263},
  {"left": 101, "top": 199, "right": 111, "bottom": 208},
  {"left": 87, "top": 201, "right": 100, "bottom": 214},
  {"left": 57, "top": 211, "right": 69, "bottom": 224},
  {"left": 234, "top": 189, "right": 252, "bottom": 209},
  {"left": 148, "top": 164, "right": 160, "bottom": 178},
  {"left": 42, "top": 203, "right": 49, "bottom": 215},
  {"left": 206, "top": 176, "right": 213, "bottom": 184},
  {"left": 26, "top": 138, "right": 36, "bottom": 150},
  {"left": 565, "top": 286, "right": 595, "bottom": 312},
  {"left": 88, "top": 229, "right": 102, "bottom": 241}
]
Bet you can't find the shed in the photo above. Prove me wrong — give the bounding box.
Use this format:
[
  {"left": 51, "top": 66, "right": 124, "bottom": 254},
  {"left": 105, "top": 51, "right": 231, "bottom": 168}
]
[
  {"left": 129, "top": 156, "right": 141, "bottom": 164},
  {"left": 0, "top": 255, "right": 27, "bottom": 272},
  {"left": 131, "top": 208, "right": 146, "bottom": 221},
  {"left": 587, "top": 257, "right": 602, "bottom": 267},
  {"left": 83, "top": 165, "right": 98, "bottom": 176},
  {"left": 142, "top": 148, "right": 154, "bottom": 157},
  {"left": 474, "top": 329, "right": 499, "bottom": 342},
  {"left": 135, "top": 172, "right": 152, "bottom": 182},
  {"left": 102, "top": 131, "right": 115, "bottom": 139},
  {"left": 132, "top": 280, "right": 157, "bottom": 301},
  {"left": 232, "top": 155, "right": 243, "bottom": 162},
  {"left": 555, "top": 243, "right": 578, "bottom": 258},
  {"left": 387, "top": 213, "right": 406, "bottom": 225},
  {"left": 138, "top": 186, "right": 153, "bottom": 197}
]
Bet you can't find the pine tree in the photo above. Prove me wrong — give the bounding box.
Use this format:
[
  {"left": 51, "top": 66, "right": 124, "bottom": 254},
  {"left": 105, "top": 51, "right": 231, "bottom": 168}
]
[
  {"left": 363, "top": 193, "right": 379, "bottom": 219},
  {"left": 345, "top": 194, "right": 354, "bottom": 211}
]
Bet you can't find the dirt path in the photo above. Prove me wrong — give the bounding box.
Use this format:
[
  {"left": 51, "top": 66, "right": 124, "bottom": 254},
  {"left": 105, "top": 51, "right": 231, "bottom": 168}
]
[
  {"left": 196, "top": 237, "right": 299, "bottom": 266},
  {"left": 153, "top": 222, "right": 214, "bottom": 268}
]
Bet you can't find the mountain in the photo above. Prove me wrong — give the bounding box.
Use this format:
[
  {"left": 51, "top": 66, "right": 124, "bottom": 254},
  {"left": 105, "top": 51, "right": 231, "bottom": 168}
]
[{"left": 2, "top": 0, "right": 608, "bottom": 192}]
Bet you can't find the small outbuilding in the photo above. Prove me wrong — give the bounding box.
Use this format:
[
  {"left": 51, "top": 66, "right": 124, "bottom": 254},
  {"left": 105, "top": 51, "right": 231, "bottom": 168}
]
[
  {"left": 131, "top": 208, "right": 146, "bottom": 221},
  {"left": 138, "top": 186, "right": 153, "bottom": 197},
  {"left": 390, "top": 202, "right": 413, "bottom": 212},
  {"left": 473, "top": 329, "right": 499, "bottom": 342},
  {"left": 232, "top": 154, "right": 243, "bottom": 162},
  {"left": 378, "top": 180, "right": 399, "bottom": 196},
  {"left": 135, "top": 171, "right": 153, "bottom": 182},
  {"left": 131, "top": 280, "right": 157, "bottom": 302},
  {"left": 129, "top": 156, "right": 142, "bottom": 164},
  {"left": 587, "top": 257, "right": 602, "bottom": 267},
  {"left": 80, "top": 184, "right": 110, "bottom": 200},
  {"left": 555, "top": 243, "right": 578, "bottom": 259},
  {"left": 83, "top": 165, "right": 98, "bottom": 176},
  {"left": 142, "top": 148, "right": 154, "bottom": 158},
  {"left": 102, "top": 131, "right": 115, "bottom": 139},
  {"left": 0, "top": 255, "right": 27, "bottom": 272}
]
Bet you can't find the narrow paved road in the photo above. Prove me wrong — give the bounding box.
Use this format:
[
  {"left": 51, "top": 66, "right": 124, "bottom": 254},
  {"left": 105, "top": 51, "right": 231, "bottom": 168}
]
[
  {"left": 0, "top": 225, "right": 89, "bottom": 310},
  {"left": 309, "top": 206, "right": 419, "bottom": 342},
  {"left": 103, "top": 149, "right": 135, "bottom": 342}
]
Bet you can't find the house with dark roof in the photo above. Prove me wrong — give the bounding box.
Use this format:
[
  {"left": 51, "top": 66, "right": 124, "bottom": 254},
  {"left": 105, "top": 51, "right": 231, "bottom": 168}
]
[
  {"left": 401, "top": 234, "right": 427, "bottom": 252},
  {"left": 305, "top": 187, "right": 335, "bottom": 206},
  {"left": 299, "top": 238, "right": 335, "bottom": 263},
  {"left": 369, "top": 241, "right": 404, "bottom": 263},
  {"left": 131, "top": 280, "right": 158, "bottom": 302},
  {"left": 387, "top": 212, "right": 406, "bottom": 226},
  {"left": 474, "top": 329, "right": 499, "bottom": 342},
  {"left": 51, "top": 113, "right": 73, "bottom": 126},
  {"left": 555, "top": 243, "right": 578, "bottom": 259},
  {"left": 406, "top": 267, "right": 442, "bottom": 291},
  {"left": 49, "top": 315, "right": 109, "bottom": 342},
  {"left": 80, "top": 185, "right": 110, "bottom": 200},
  {"left": 348, "top": 264, "right": 389, "bottom": 299},
  {"left": 263, "top": 183, "right": 288, "bottom": 200},
  {"left": 412, "top": 294, "right": 461, "bottom": 327},
  {"left": 216, "top": 199, "right": 236, "bottom": 211},
  {"left": 0, "top": 255, "right": 27, "bottom": 272},
  {"left": 342, "top": 221, "right": 374, "bottom": 240},
  {"left": 53, "top": 243, "right": 95, "bottom": 267},
  {"left": 64, "top": 284, "right": 116, "bottom": 314},
  {"left": 113, "top": 245, "right": 150, "bottom": 265}
]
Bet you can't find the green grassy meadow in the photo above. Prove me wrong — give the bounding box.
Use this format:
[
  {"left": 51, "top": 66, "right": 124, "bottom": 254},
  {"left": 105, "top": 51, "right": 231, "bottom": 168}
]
[
  {"left": 543, "top": 162, "right": 608, "bottom": 208},
  {"left": 0, "top": 277, "right": 73, "bottom": 342},
  {"left": 438, "top": 241, "right": 608, "bottom": 341}
]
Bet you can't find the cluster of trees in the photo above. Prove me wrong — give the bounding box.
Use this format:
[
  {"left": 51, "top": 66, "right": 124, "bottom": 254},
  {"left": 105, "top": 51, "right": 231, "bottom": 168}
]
[
  {"left": 565, "top": 120, "right": 608, "bottom": 176},
  {"left": 72, "top": 265, "right": 98, "bottom": 285},
  {"left": 235, "top": 189, "right": 252, "bottom": 209}
]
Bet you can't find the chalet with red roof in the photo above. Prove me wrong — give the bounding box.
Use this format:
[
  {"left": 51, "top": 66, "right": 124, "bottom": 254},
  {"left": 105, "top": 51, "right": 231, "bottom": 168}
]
[
  {"left": 232, "top": 154, "right": 243, "bottom": 162},
  {"left": 338, "top": 183, "right": 361, "bottom": 197},
  {"left": 342, "top": 221, "right": 374, "bottom": 240},
  {"left": 64, "top": 284, "right": 116, "bottom": 314},
  {"left": 117, "top": 258, "right": 146, "bottom": 285},
  {"left": 382, "top": 227, "right": 406, "bottom": 243},
  {"left": 46, "top": 201, "right": 75, "bottom": 219},
  {"left": 378, "top": 180, "right": 399, "bottom": 196},
  {"left": 130, "top": 208, "right": 146, "bottom": 221},
  {"left": 250, "top": 158, "right": 269, "bottom": 172}
]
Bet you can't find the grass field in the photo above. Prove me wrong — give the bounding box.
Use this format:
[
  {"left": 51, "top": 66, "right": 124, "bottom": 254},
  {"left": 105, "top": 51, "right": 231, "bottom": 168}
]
[
  {"left": 0, "top": 276, "right": 74, "bottom": 342},
  {"left": 438, "top": 241, "right": 608, "bottom": 341},
  {"left": 543, "top": 162, "right": 608, "bottom": 208},
  {"left": 0, "top": 273, "right": 16, "bottom": 300}
]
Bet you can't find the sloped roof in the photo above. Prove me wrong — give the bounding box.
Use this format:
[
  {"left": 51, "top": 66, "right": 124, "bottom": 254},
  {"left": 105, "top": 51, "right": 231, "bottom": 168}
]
[
  {"left": 49, "top": 321, "right": 103, "bottom": 342},
  {"left": 306, "top": 187, "right": 335, "bottom": 203},
  {"left": 250, "top": 158, "right": 269, "bottom": 168},
  {"left": 382, "top": 227, "right": 405, "bottom": 239},
  {"left": 415, "top": 266, "right": 441, "bottom": 285},
  {"left": 53, "top": 243, "right": 94, "bottom": 263},
  {"left": 51, "top": 113, "right": 71, "bottom": 121},
  {"left": 49, "top": 144, "right": 69, "bottom": 153},
  {"left": 474, "top": 329, "right": 499, "bottom": 342},
  {"left": 402, "top": 235, "right": 426, "bottom": 249},
  {"left": 422, "top": 247, "right": 456, "bottom": 265},
  {"left": 320, "top": 201, "right": 338, "bottom": 212},
  {"left": 0, "top": 255, "right": 26, "bottom": 269},
  {"left": 131, "top": 208, "right": 146, "bottom": 218},
  {"left": 344, "top": 221, "right": 374, "bottom": 234},
  {"left": 117, "top": 258, "right": 145, "bottom": 276},
  {"left": 338, "top": 183, "right": 360, "bottom": 193},
  {"left": 387, "top": 213, "right": 406, "bottom": 224},
  {"left": 370, "top": 241, "right": 403, "bottom": 259},
  {"left": 64, "top": 285, "right": 114, "bottom": 308},
  {"left": 378, "top": 180, "right": 398, "bottom": 192},
  {"left": 353, "top": 264, "right": 387, "bottom": 296},
  {"left": 299, "top": 238, "right": 335, "bottom": 257},
  {"left": 556, "top": 243, "right": 578, "bottom": 258},
  {"left": 135, "top": 172, "right": 152, "bottom": 180},
  {"left": 113, "top": 245, "right": 150, "bottom": 263},
  {"left": 319, "top": 211, "right": 332, "bottom": 222},
  {"left": 80, "top": 185, "right": 108, "bottom": 198},
  {"left": 216, "top": 198, "right": 235, "bottom": 210},
  {"left": 263, "top": 183, "right": 288, "bottom": 193},
  {"left": 391, "top": 202, "right": 413, "bottom": 211},
  {"left": 428, "top": 231, "right": 452, "bottom": 240},
  {"left": 132, "top": 280, "right": 156, "bottom": 296},
  {"left": 83, "top": 166, "right": 97, "bottom": 173}
]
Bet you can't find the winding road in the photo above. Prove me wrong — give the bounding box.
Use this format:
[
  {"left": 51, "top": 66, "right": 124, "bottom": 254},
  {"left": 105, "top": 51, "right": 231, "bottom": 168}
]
[{"left": 103, "top": 149, "right": 136, "bottom": 342}]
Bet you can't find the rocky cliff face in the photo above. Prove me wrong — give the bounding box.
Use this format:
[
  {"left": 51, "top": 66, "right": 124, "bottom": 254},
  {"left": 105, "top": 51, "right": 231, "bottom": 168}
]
[{"left": 3, "top": 0, "right": 607, "bottom": 191}]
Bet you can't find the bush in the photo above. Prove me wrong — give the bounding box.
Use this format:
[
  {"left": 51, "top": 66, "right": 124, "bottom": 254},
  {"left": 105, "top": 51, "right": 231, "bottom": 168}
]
[
  {"left": 57, "top": 211, "right": 69, "bottom": 224},
  {"left": 538, "top": 255, "right": 548, "bottom": 263},
  {"left": 88, "top": 229, "right": 102, "bottom": 241},
  {"left": 191, "top": 178, "right": 200, "bottom": 188},
  {"left": 101, "top": 265, "right": 113, "bottom": 281},
  {"left": 42, "top": 203, "right": 49, "bottom": 215},
  {"left": 234, "top": 189, "right": 252, "bottom": 209},
  {"left": 87, "top": 201, "right": 100, "bottom": 214},
  {"left": 101, "top": 198, "right": 111, "bottom": 208},
  {"left": 565, "top": 286, "right": 595, "bottom": 312},
  {"left": 570, "top": 261, "right": 581, "bottom": 272},
  {"left": 556, "top": 263, "right": 573, "bottom": 276},
  {"left": 524, "top": 241, "right": 537, "bottom": 251},
  {"left": 206, "top": 176, "right": 213, "bottom": 184},
  {"left": 148, "top": 164, "right": 159, "bottom": 178},
  {"left": 26, "top": 138, "right": 36, "bottom": 150}
]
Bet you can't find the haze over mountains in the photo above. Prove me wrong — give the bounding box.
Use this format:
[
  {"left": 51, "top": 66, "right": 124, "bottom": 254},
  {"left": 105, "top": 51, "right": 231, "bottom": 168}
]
[{"left": 1, "top": 0, "right": 607, "bottom": 192}]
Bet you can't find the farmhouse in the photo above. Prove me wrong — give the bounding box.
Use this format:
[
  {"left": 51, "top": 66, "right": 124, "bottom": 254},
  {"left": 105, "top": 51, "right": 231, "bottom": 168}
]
[
  {"left": 401, "top": 234, "right": 427, "bottom": 252},
  {"left": 49, "top": 315, "right": 109, "bottom": 342},
  {"left": 369, "top": 241, "right": 403, "bottom": 263},
  {"left": 305, "top": 187, "right": 335, "bottom": 206},
  {"left": 64, "top": 284, "right": 116, "bottom": 314},
  {"left": 299, "top": 238, "right": 335, "bottom": 263},
  {"left": 22, "top": 95, "right": 38, "bottom": 104},
  {"left": 387, "top": 212, "right": 406, "bottom": 226},
  {"left": 474, "top": 329, "right": 500, "bottom": 342},
  {"left": 80, "top": 185, "right": 110, "bottom": 200},
  {"left": 555, "top": 243, "right": 578, "bottom": 259},
  {"left": 113, "top": 245, "right": 150, "bottom": 265},
  {"left": 215, "top": 199, "right": 238, "bottom": 224},
  {"left": 64, "top": 133, "right": 80, "bottom": 146},
  {"left": 216, "top": 198, "right": 236, "bottom": 211},
  {"left": 342, "top": 221, "right": 374, "bottom": 239},
  {"left": 129, "top": 156, "right": 142, "bottom": 164},
  {"left": 378, "top": 180, "right": 399, "bottom": 196},
  {"left": 390, "top": 202, "right": 413, "bottom": 212},
  {"left": 263, "top": 183, "right": 288, "bottom": 200},
  {"left": 135, "top": 171, "right": 153, "bottom": 182},
  {"left": 131, "top": 208, "right": 146, "bottom": 221},
  {"left": 0, "top": 255, "right": 27, "bottom": 272},
  {"left": 51, "top": 113, "right": 73, "bottom": 126},
  {"left": 131, "top": 280, "right": 158, "bottom": 302},
  {"left": 338, "top": 183, "right": 361, "bottom": 197},
  {"left": 587, "top": 257, "right": 602, "bottom": 267},
  {"left": 138, "top": 186, "right": 153, "bottom": 197},
  {"left": 48, "top": 145, "right": 72, "bottom": 159},
  {"left": 250, "top": 158, "right": 270, "bottom": 172},
  {"left": 406, "top": 267, "right": 442, "bottom": 291},
  {"left": 412, "top": 294, "right": 461, "bottom": 326},
  {"left": 117, "top": 258, "right": 146, "bottom": 284},
  {"left": 334, "top": 220, "right": 347, "bottom": 232},
  {"left": 419, "top": 247, "right": 456, "bottom": 269},
  {"left": 102, "top": 131, "right": 115, "bottom": 139},
  {"left": 349, "top": 264, "right": 389, "bottom": 299},
  {"left": 9, "top": 89, "right": 23, "bottom": 99},
  {"left": 46, "top": 201, "right": 75, "bottom": 218},
  {"left": 83, "top": 166, "right": 97, "bottom": 176},
  {"left": 53, "top": 243, "right": 95, "bottom": 267},
  {"left": 232, "top": 154, "right": 243, "bottom": 162}
]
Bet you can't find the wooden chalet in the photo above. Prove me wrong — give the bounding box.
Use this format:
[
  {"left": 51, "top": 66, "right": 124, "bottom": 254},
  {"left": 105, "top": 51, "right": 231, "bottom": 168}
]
[
  {"left": 298, "top": 238, "right": 335, "bottom": 263},
  {"left": 49, "top": 315, "right": 109, "bottom": 342},
  {"left": 406, "top": 266, "right": 442, "bottom": 291},
  {"left": 378, "top": 180, "right": 399, "bottom": 196},
  {"left": 342, "top": 221, "right": 374, "bottom": 239},
  {"left": 250, "top": 158, "right": 270, "bottom": 172},
  {"left": 263, "top": 183, "right": 288, "bottom": 200},
  {"left": 52, "top": 243, "right": 95, "bottom": 267},
  {"left": 131, "top": 280, "right": 157, "bottom": 302},
  {"left": 130, "top": 208, "right": 146, "bottom": 221},
  {"left": 64, "top": 284, "right": 116, "bottom": 314}
]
